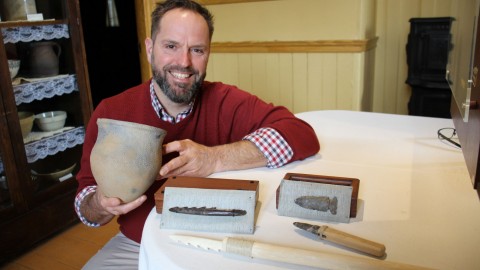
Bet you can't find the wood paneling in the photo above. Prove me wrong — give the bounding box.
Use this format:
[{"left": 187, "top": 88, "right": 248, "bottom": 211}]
[{"left": 207, "top": 52, "right": 366, "bottom": 113}]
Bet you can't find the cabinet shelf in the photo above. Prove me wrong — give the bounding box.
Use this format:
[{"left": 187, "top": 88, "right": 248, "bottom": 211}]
[
  {"left": 0, "top": 0, "right": 92, "bottom": 262},
  {"left": 13, "top": 74, "right": 78, "bottom": 105},
  {"left": 24, "top": 126, "right": 85, "bottom": 163},
  {"left": 1, "top": 22, "right": 69, "bottom": 44}
]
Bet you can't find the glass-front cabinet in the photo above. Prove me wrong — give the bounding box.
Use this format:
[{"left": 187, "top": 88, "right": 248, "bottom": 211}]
[{"left": 0, "top": 0, "right": 92, "bottom": 263}]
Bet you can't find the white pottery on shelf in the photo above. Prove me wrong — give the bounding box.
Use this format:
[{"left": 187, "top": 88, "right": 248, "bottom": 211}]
[
  {"left": 34, "top": 110, "right": 67, "bottom": 131},
  {"left": 90, "top": 118, "right": 166, "bottom": 203}
]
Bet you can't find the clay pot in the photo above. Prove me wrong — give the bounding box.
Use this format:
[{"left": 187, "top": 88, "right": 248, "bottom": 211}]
[
  {"left": 90, "top": 119, "right": 167, "bottom": 203},
  {"left": 26, "top": 41, "right": 61, "bottom": 78}
]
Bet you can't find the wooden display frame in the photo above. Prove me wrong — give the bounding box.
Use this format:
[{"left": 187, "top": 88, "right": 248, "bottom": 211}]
[
  {"left": 276, "top": 173, "right": 359, "bottom": 218},
  {"left": 154, "top": 176, "right": 259, "bottom": 214}
]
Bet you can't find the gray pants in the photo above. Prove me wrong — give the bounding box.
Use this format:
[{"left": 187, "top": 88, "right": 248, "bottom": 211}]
[{"left": 82, "top": 232, "right": 139, "bottom": 270}]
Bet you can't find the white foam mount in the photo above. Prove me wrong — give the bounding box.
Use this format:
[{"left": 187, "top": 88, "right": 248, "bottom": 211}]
[
  {"left": 277, "top": 173, "right": 357, "bottom": 223},
  {"left": 156, "top": 176, "right": 259, "bottom": 234}
]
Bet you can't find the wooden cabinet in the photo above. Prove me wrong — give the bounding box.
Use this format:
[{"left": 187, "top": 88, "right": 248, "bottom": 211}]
[
  {"left": 0, "top": 0, "right": 92, "bottom": 263},
  {"left": 451, "top": 5, "right": 480, "bottom": 195}
]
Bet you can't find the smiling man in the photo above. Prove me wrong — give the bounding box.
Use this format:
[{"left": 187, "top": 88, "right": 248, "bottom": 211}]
[
  {"left": 75, "top": 0, "right": 319, "bottom": 269},
  {"left": 149, "top": 8, "right": 208, "bottom": 116}
]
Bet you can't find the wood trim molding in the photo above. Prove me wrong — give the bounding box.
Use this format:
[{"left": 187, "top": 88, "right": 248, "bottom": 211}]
[
  {"left": 135, "top": 0, "right": 155, "bottom": 82},
  {"left": 211, "top": 38, "right": 379, "bottom": 53}
]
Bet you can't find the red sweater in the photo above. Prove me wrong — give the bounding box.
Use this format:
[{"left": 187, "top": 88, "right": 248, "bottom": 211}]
[{"left": 76, "top": 80, "right": 319, "bottom": 243}]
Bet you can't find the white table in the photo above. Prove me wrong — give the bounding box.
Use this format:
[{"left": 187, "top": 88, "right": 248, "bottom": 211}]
[{"left": 139, "top": 110, "right": 480, "bottom": 270}]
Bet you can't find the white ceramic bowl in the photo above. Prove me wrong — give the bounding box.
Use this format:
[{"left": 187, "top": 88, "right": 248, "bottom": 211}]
[
  {"left": 34, "top": 111, "right": 67, "bottom": 131},
  {"left": 18, "top": 111, "right": 34, "bottom": 138},
  {"left": 8, "top": 59, "right": 20, "bottom": 79}
]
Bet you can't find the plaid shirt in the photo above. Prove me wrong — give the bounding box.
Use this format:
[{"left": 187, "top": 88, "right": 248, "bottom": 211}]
[
  {"left": 148, "top": 82, "right": 293, "bottom": 166},
  {"left": 75, "top": 81, "right": 293, "bottom": 226}
]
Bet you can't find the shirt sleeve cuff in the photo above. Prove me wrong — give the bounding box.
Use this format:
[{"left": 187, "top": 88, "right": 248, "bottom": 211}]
[
  {"left": 74, "top": 185, "right": 101, "bottom": 227},
  {"left": 243, "top": 127, "right": 294, "bottom": 168}
]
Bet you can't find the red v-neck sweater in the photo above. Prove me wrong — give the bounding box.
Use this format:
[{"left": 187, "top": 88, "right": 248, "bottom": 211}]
[{"left": 77, "top": 80, "right": 319, "bottom": 243}]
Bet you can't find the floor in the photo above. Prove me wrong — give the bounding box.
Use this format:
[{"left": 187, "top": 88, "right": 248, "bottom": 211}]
[{"left": 2, "top": 218, "right": 119, "bottom": 270}]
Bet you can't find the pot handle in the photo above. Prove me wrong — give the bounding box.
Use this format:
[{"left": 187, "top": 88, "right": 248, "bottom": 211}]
[{"left": 53, "top": 42, "right": 62, "bottom": 58}]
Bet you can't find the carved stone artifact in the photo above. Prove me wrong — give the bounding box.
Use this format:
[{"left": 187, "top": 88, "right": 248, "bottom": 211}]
[
  {"left": 294, "top": 196, "right": 338, "bottom": 215},
  {"left": 169, "top": 206, "right": 247, "bottom": 217},
  {"left": 277, "top": 174, "right": 355, "bottom": 223},
  {"left": 90, "top": 118, "right": 166, "bottom": 203},
  {"left": 278, "top": 173, "right": 359, "bottom": 217}
]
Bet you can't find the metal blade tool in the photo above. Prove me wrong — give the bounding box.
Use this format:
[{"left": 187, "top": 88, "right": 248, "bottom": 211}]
[{"left": 293, "top": 221, "right": 386, "bottom": 257}]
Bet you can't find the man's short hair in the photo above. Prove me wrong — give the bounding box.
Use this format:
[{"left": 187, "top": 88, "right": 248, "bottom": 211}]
[{"left": 151, "top": 0, "right": 214, "bottom": 41}]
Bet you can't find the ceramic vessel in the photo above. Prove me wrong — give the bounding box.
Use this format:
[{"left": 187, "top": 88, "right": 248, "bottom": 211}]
[
  {"left": 18, "top": 111, "right": 34, "bottom": 138},
  {"left": 1, "top": 0, "right": 37, "bottom": 21},
  {"left": 27, "top": 41, "right": 61, "bottom": 77},
  {"left": 34, "top": 110, "right": 67, "bottom": 131},
  {"left": 90, "top": 118, "right": 166, "bottom": 203},
  {"left": 8, "top": 59, "right": 20, "bottom": 79}
]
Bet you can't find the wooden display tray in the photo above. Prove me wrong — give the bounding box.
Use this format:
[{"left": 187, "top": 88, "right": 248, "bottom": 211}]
[
  {"left": 154, "top": 176, "right": 259, "bottom": 214},
  {"left": 276, "top": 173, "right": 360, "bottom": 217}
]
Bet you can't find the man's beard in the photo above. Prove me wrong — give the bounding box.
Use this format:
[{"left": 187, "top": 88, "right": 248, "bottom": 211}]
[{"left": 152, "top": 63, "right": 205, "bottom": 104}]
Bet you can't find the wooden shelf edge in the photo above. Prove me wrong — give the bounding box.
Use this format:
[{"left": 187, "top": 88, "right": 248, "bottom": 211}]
[
  {"left": 211, "top": 38, "right": 379, "bottom": 53},
  {"left": 0, "top": 19, "right": 67, "bottom": 28}
]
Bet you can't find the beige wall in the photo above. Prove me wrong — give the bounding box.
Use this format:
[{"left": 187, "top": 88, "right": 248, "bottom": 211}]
[
  {"left": 209, "top": 0, "right": 368, "bottom": 41},
  {"left": 206, "top": 0, "right": 376, "bottom": 113},
  {"left": 137, "top": 0, "right": 461, "bottom": 115}
]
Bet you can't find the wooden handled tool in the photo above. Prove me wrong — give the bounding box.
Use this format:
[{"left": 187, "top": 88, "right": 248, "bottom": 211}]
[
  {"left": 170, "top": 235, "right": 431, "bottom": 270},
  {"left": 293, "top": 221, "right": 386, "bottom": 257}
]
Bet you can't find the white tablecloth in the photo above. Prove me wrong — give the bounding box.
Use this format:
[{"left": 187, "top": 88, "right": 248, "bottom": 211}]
[{"left": 139, "top": 110, "right": 480, "bottom": 270}]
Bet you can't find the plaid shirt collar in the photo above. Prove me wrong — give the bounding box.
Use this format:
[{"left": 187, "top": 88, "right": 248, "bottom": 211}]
[{"left": 150, "top": 80, "right": 194, "bottom": 124}]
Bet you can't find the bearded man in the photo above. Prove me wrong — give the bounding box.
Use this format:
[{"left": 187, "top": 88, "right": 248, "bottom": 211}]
[{"left": 75, "top": 0, "right": 319, "bottom": 269}]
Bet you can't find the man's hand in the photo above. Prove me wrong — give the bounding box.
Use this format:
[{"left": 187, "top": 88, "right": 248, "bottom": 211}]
[
  {"left": 159, "top": 139, "right": 219, "bottom": 178},
  {"left": 159, "top": 139, "right": 267, "bottom": 178},
  {"left": 81, "top": 189, "right": 147, "bottom": 225},
  {"left": 97, "top": 192, "right": 147, "bottom": 216}
]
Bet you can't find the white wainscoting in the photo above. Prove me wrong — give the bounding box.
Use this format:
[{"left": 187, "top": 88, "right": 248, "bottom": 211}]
[{"left": 207, "top": 51, "right": 371, "bottom": 114}]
